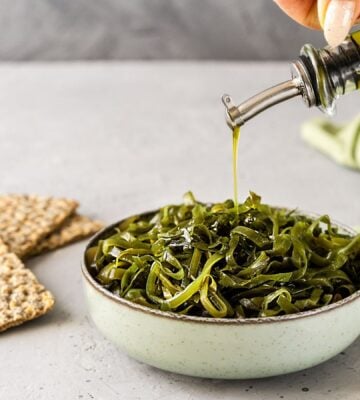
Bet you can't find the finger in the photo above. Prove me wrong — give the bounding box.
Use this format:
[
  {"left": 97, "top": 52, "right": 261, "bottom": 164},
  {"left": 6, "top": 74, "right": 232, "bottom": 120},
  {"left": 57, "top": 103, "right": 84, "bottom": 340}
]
[
  {"left": 322, "top": 0, "right": 360, "bottom": 47},
  {"left": 350, "top": 0, "right": 360, "bottom": 23},
  {"left": 319, "top": 0, "right": 360, "bottom": 26},
  {"left": 274, "top": 0, "right": 321, "bottom": 29},
  {"left": 317, "top": 0, "right": 331, "bottom": 27}
]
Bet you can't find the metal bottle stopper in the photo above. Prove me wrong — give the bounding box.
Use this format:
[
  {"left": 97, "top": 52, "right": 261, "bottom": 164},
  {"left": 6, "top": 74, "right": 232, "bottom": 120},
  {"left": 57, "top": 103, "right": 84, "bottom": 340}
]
[{"left": 222, "top": 30, "right": 360, "bottom": 128}]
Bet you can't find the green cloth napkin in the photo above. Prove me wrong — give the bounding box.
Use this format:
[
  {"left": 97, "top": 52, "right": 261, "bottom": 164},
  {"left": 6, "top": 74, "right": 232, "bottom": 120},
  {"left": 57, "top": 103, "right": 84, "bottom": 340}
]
[
  {"left": 302, "top": 116, "right": 360, "bottom": 233},
  {"left": 301, "top": 115, "right": 360, "bottom": 170}
]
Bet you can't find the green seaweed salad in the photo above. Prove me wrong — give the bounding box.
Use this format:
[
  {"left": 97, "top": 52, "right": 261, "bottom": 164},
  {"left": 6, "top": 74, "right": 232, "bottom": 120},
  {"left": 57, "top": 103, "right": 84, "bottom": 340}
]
[{"left": 86, "top": 192, "right": 360, "bottom": 318}]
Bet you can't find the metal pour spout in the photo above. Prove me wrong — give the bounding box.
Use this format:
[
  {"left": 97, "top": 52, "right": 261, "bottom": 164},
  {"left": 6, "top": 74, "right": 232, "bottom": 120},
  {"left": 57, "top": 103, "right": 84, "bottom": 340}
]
[
  {"left": 222, "top": 79, "right": 302, "bottom": 128},
  {"left": 222, "top": 30, "right": 360, "bottom": 129}
]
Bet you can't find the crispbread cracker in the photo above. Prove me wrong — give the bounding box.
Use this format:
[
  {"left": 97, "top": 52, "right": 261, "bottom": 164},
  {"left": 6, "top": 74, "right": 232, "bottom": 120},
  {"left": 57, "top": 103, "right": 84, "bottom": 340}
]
[
  {"left": 0, "top": 195, "right": 78, "bottom": 258},
  {"left": 0, "top": 239, "right": 9, "bottom": 256},
  {"left": 29, "top": 214, "right": 103, "bottom": 257},
  {"left": 0, "top": 252, "right": 54, "bottom": 333}
]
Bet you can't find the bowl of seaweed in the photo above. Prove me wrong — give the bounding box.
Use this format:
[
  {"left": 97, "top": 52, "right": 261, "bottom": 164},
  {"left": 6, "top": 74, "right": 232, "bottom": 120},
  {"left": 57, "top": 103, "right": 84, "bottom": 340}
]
[{"left": 82, "top": 192, "right": 360, "bottom": 379}]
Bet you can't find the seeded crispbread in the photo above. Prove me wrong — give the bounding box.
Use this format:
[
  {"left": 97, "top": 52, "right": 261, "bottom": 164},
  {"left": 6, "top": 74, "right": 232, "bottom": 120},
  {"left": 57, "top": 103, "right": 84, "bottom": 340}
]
[
  {"left": 0, "top": 195, "right": 78, "bottom": 258},
  {"left": 0, "top": 250, "right": 54, "bottom": 333},
  {"left": 29, "top": 214, "right": 103, "bottom": 257},
  {"left": 0, "top": 240, "right": 9, "bottom": 256}
]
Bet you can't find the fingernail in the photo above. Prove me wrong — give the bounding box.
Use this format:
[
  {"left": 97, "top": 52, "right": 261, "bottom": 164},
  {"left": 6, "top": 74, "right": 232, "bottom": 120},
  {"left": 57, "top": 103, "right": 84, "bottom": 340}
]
[
  {"left": 324, "top": 0, "right": 356, "bottom": 47},
  {"left": 318, "top": 1, "right": 327, "bottom": 28}
]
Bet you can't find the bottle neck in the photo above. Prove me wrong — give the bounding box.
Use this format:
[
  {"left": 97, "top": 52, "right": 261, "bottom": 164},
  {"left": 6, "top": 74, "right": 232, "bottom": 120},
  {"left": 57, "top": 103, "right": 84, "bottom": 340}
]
[{"left": 294, "top": 30, "right": 360, "bottom": 115}]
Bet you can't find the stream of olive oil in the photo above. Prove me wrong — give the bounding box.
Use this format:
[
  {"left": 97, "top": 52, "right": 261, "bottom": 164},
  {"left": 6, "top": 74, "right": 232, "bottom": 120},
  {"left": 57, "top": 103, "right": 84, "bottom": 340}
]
[{"left": 232, "top": 126, "right": 241, "bottom": 211}]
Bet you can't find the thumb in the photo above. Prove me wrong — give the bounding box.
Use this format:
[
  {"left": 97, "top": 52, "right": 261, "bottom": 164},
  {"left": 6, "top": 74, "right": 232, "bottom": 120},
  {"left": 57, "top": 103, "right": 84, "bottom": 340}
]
[{"left": 318, "top": 0, "right": 360, "bottom": 47}]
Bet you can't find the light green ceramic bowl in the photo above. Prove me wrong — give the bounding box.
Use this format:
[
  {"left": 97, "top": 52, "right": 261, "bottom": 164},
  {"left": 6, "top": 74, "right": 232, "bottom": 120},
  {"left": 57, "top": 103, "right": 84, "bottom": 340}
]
[{"left": 82, "top": 217, "right": 360, "bottom": 379}]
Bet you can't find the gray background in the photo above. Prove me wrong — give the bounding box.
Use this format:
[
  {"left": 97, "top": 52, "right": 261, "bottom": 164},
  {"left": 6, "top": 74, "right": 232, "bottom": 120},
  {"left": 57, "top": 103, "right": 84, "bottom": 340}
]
[{"left": 0, "top": 0, "right": 325, "bottom": 61}]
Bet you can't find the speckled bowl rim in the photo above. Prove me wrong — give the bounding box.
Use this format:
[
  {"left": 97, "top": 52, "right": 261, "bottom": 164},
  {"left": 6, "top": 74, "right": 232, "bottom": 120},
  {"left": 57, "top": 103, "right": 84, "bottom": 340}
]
[{"left": 82, "top": 209, "right": 360, "bottom": 325}]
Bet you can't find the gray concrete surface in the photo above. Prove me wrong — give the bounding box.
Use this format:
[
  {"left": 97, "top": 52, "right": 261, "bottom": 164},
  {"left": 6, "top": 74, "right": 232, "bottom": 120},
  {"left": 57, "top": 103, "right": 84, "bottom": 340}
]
[
  {"left": 0, "top": 0, "right": 325, "bottom": 60},
  {"left": 0, "top": 62, "right": 359, "bottom": 400}
]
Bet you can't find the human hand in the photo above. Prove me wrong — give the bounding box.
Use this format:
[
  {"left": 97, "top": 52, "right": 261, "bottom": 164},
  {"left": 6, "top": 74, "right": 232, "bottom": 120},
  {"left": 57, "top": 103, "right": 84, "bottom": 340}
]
[{"left": 274, "top": 0, "right": 360, "bottom": 47}]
